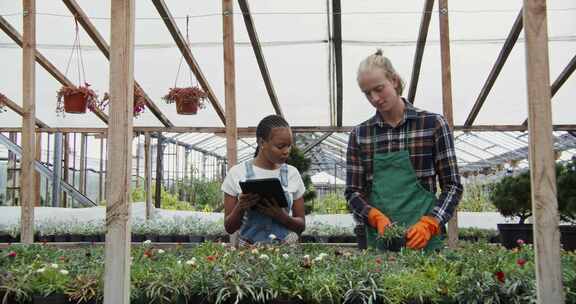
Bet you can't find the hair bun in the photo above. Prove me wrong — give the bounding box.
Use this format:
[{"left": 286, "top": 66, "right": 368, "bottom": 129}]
[{"left": 375, "top": 49, "right": 383, "bottom": 56}]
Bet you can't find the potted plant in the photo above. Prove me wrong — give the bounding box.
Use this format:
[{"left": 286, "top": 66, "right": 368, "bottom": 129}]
[
  {"left": 0, "top": 93, "right": 7, "bottom": 113},
  {"left": 56, "top": 83, "right": 100, "bottom": 114},
  {"left": 374, "top": 224, "right": 407, "bottom": 252},
  {"left": 162, "top": 87, "right": 207, "bottom": 115},
  {"left": 100, "top": 86, "right": 147, "bottom": 117}
]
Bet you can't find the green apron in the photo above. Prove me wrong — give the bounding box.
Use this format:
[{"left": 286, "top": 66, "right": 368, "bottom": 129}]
[{"left": 366, "top": 149, "right": 443, "bottom": 251}]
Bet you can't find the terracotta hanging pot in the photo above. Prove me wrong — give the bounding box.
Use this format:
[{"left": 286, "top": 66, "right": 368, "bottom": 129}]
[
  {"left": 63, "top": 92, "right": 89, "bottom": 113},
  {"left": 175, "top": 96, "right": 199, "bottom": 115}
]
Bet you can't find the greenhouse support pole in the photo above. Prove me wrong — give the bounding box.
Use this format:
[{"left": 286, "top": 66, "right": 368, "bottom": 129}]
[
  {"left": 223, "top": 0, "right": 238, "bottom": 245},
  {"left": 20, "top": 0, "right": 36, "bottom": 244},
  {"left": 155, "top": 134, "right": 163, "bottom": 208},
  {"left": 144, "top": 132, "right": 153, "bottom": 220},
  {"left": 103, "top": 0, "right": 134, "bottom": 303},
  {"left": 438, "top": 0, "right": 458, "bottom": 248},
  {"left": 34, "top": 133, "right": 41, "bottom": 206},
  {"left": 523, "top": 0, "right": 563, "bottom": 302},
  {"left": 79, "top": 133, "right": 87, "bottom": 194},
  {"left": 52, "top": 133, "right": 63, "bottom": 207}
]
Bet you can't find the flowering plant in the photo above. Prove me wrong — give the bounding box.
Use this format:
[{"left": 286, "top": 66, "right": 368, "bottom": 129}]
[
  {"left": 162, "top": 86, "right": 207, "bottom": 106},
  {"left": 56, "top": 83, "right": 101, "bottom": 114}
]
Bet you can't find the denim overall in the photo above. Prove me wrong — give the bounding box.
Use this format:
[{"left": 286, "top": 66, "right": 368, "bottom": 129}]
[{"left": 239, "top": 160, "right": 294, "bottom": 244}]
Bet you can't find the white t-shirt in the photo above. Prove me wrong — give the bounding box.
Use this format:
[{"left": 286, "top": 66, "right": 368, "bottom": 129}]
[{"left": 221, "top": 161, "right": 306, "bottom": 201}]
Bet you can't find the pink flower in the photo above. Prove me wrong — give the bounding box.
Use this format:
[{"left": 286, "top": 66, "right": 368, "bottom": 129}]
[
  {"left": 516, "top": 239, "right": 525, "bottom": 246},
  {"left": 495, "top": 271, "right": 505, "bottom": 283},
  {"left": 7, "top": 251, "right": 17, "bottom": 258},
  {"left": 517, "top": 258, "right": 527, "bottom": 267}
]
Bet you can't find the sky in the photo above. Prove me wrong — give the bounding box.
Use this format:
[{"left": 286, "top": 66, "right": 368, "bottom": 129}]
[{"left": 0, "top": 0, "right": 575, "bottom": 129}]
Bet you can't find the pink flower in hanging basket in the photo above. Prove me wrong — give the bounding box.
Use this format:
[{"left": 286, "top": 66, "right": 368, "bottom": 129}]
[
  {"left": 0, "top": 93, "right": 7, "bottom": 113},
  {"left": 163, "top": 86, "right": 207, "bottom": 115},
  {"left": 101, "top": 87, "right": 147, "bottom": 117},
  {"left": 56, "top": 83, "right": 101, "bottom": 114}
]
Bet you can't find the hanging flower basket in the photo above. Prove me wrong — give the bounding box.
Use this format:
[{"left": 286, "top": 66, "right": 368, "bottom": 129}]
[
  {"left": 56, "top": 84, "right": 99, "bottom": 114},
  {"left": 0, "top": 93, "right": 7, "bottom": 113},
  {"left": 101, "top": 87, "right": 147, "bottom": 117},
  {"left": 163, "top": 86, "right": 207, "bottom": 115}
]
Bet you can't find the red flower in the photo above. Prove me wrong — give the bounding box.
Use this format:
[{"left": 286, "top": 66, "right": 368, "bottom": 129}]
[
  {"left": 59, "top": 256, "right": 66, "bottom": 262},
  {"left": 495, "top": 271, "right": 505, "bottom": 283},
  {"left": 144, "top": 250, "right": 153, "bottom": 258},
  {"left": 375, "top": 257, "right": 383, "bottom": 265},
  {"left": 517, "top": 258, "right": 527, "bottom": 267},
  {"left": 206, "top": 255, "right": 216, "bottom": 262},
  {"left": 7, "top": 251, "right": 17, "bottom": 258}
]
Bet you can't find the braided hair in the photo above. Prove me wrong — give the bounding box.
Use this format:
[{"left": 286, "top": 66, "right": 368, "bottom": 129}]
[
  {"left": 357, "top": 49, "right": 405, "bottom": 95},
  {"left": 254, "top": 115, "right": 290, "bottom": 157}
]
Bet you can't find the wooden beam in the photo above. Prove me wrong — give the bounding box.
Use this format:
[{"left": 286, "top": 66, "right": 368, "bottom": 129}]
[
  {"left": 61, "top": 0, "right": 174, "bottom": 128},
  {"left": 144, "top": 132, "right": 153, "bottom": 220},
  {"left": 522, "top": 53, "right": 576, "bottom": 126},
  {"left": 0, "top": 16, "right": 109, "bottom": 124},
  {"left": 20, "top": 0, "right": 36, "bottom": 244},
  {"left": 103, "top": 0, "right": 134, "bottom": 303},
  {"left": 407, "top": 0, "right": 434, "bottom": 103},
  {"left": 237, "top": 0, "right": 283, "bottom": 117},
  {"left": 151, "top": 0, "right": 226, "bottom": 125},
  {"left": 0, "top": 95, "right": 48, "bottom": 128},
  {"left": 523, "top": 0, "right": 563, "bottom": 302},
  {"left": 332, "top": 0, "right": 343, "bottom": 127},
  {"left": 155, "top": 134, "right": 164, "bottom": 208},
  {"left": 438, "top": 0, "right": 458, "bottom": 248},
  {"left": 464, "top": 9, "right": 523, "bottom": 127}
]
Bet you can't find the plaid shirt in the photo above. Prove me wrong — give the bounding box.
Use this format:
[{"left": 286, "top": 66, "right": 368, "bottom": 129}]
[{"left": 345, "top": 100, "right": 463, "bottom": 225}]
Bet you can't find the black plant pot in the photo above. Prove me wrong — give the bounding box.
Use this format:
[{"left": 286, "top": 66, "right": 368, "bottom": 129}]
[
  {"left": 271, "top": 298, "right": 305, "bottom": 304},
  {"left": 188, "top": 235, "right": 205, "bottom": 243},
  {"left": 131, "top": 234, "right": 146, "bottom": 243},
  {"left": 97, "top": 234, "right": 106, "bottom": 242},
  {"left": 314, "top": 236, "right": 330, "bottom": 243},
  {"left": 69, "top": 234, "right": 83, "bottom": 242},
  {"left": 83, "top": 235, "right": 99, "bottom": 243},
  {"left": 375, "top": 237, "right": 405, "bottom": 252},
  {"left": 206, "top": 235, "right": 228, "bottom": 243},
  {"left": 54, "top": 235, "right": 69, "bottom": 243},
  {"left": 328, "top": 235, "right": 356, "bottom": 243},
  {"left": 560, "top": 225, "right": 576, "bottom": 251},
  {"left": 39, "top": 235, "right": 55, "bottom": 243},
  {"left": 497, "top": 223, "right": 533, "bottom": 249},
  {"left": 32, "top": 293, "right": 69, "bottom": 304},
  {"left": 299, "top": 235, "right": 315, "bottom": 243},
  {"left": 0, "top": 233, "right": 11, "bottom": 243},
  {"left": 158, "top": 235, "right": 173, "bottom": 243},
  {"left": 145, "top": 234, "right": 159, "bottom": 242}
]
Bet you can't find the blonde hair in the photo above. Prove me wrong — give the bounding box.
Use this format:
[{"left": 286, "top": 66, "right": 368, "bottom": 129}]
[{"left": 357, "top": 49, "right": 405, "bottom": 95}]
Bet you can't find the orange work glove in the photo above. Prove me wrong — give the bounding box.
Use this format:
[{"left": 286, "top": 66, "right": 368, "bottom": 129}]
[
  {"left": 367, "top": 208, "right": 391, "bottom": 236},
  {"left": 406, "top": 216, "right": 440, "bottom": 250}
]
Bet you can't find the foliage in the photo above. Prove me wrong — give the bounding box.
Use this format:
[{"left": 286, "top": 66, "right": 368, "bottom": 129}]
[
  {"left": 56, "top": 83, "right": 100, "bottom": 113},
  {"left": 558, "top": 159, "right": 576, "bottom": 224},
  {"left": 131, "top": 184, "right": 194, "bottom": 211},
  {"left": 178, "top": 178, "right": 223, "bottom": 211},
  {"left": 0, "top": 93, "right": 7, "bottom": 113},
  {"left": 162, "top": 86, "right": 207, "bottom": 107},
  {"left": 286, "top": 146, "right": 317, "bottom": 208},
  {"left": 100, "top": 86, "right": 147, "bottom": 117},
  {"left": 1, "top": 242, "right": 575, "bottom": 304},
  {"left": 310, "top": 192, "right": 349, "bottom": 214},
  {"left": 491, "top": 163, "right": 572, "bottom": 224},
  {"left": 458, "top": 181, "right": 496, "bottom": 212},
  {"left": 458, "top": 227, "right": 498, "bottom": 242}
]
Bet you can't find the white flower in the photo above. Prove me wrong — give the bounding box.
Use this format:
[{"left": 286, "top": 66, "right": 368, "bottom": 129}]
[
  {"left": 143, "top": 240, "right": 152, "bottom": 245},
  {"left": 303, "top": 254, "right": 310, "bottom": 259},
  {"left": 282, "top": 253, "right": 290, "bottom": 259},
  {"left": 177, "top": 260, "right": 182, "bottom": 265},
  {"left": 60, "top": 270, "right": 69, "bottom": 275},
  {"left": 318, "top": 253, "right": 329, "bottom": 259},
  {"left": 36, "top": 268, "right": 45, "bottom": 273},
  {"left": 259, "top": 254, "right": 270, "bottom": 260},
  {"left": 51, "top": 263, "right": 58, "bottom": 269},
  {"left": 268, "top": 234, "right": 277, "bottom": 240},
  {"left": 185, "top": 258, "right": 197, "bottom": 266},
  {"left": 314, "top": 256, "right": 323, "bottom": 262},
  {"left": 251, "top": 248, "right": 259, "bottom": 255},
  {"left": 157, "top": 249, "right": 165, "bottom": 254}
]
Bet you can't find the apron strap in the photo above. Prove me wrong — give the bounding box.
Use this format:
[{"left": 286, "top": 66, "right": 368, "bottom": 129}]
[
  {"left": 280, "top": 163, "right": 288, "bottom": 187},
  {"left": 244, "top": 160, "right": 255, "bottom": 179}
]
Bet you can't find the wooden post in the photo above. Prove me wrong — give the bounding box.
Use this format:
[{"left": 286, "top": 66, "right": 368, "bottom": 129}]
[
  {"left": 79, "top": 133, "right": 87, "bottom": 194},
  {"left": 103, "top": 1, "right": 134, "bottom": 303},
  {"left": 223, "top": 0, "right": 237, "bottom": 244},
  {"left": 438, "top": 0, "right": 458, "bottom": 248},
  {"left": 523, "top": 0, "right": 563, "bottom": 302},
  {"left": 44, "top": 133, "right": 50, "bottom": 205},
  {"left": 135, "top": 134, "right": 141, "bottom": 188},
  {"left": 20, "top": 0, "right": 36, "bottom": 244},
  {"left": 6, "top": 133, "right": 18, "bottom": 206},
  {"left": 144, "top": 133, "right": 153, "bottom": 220}
]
